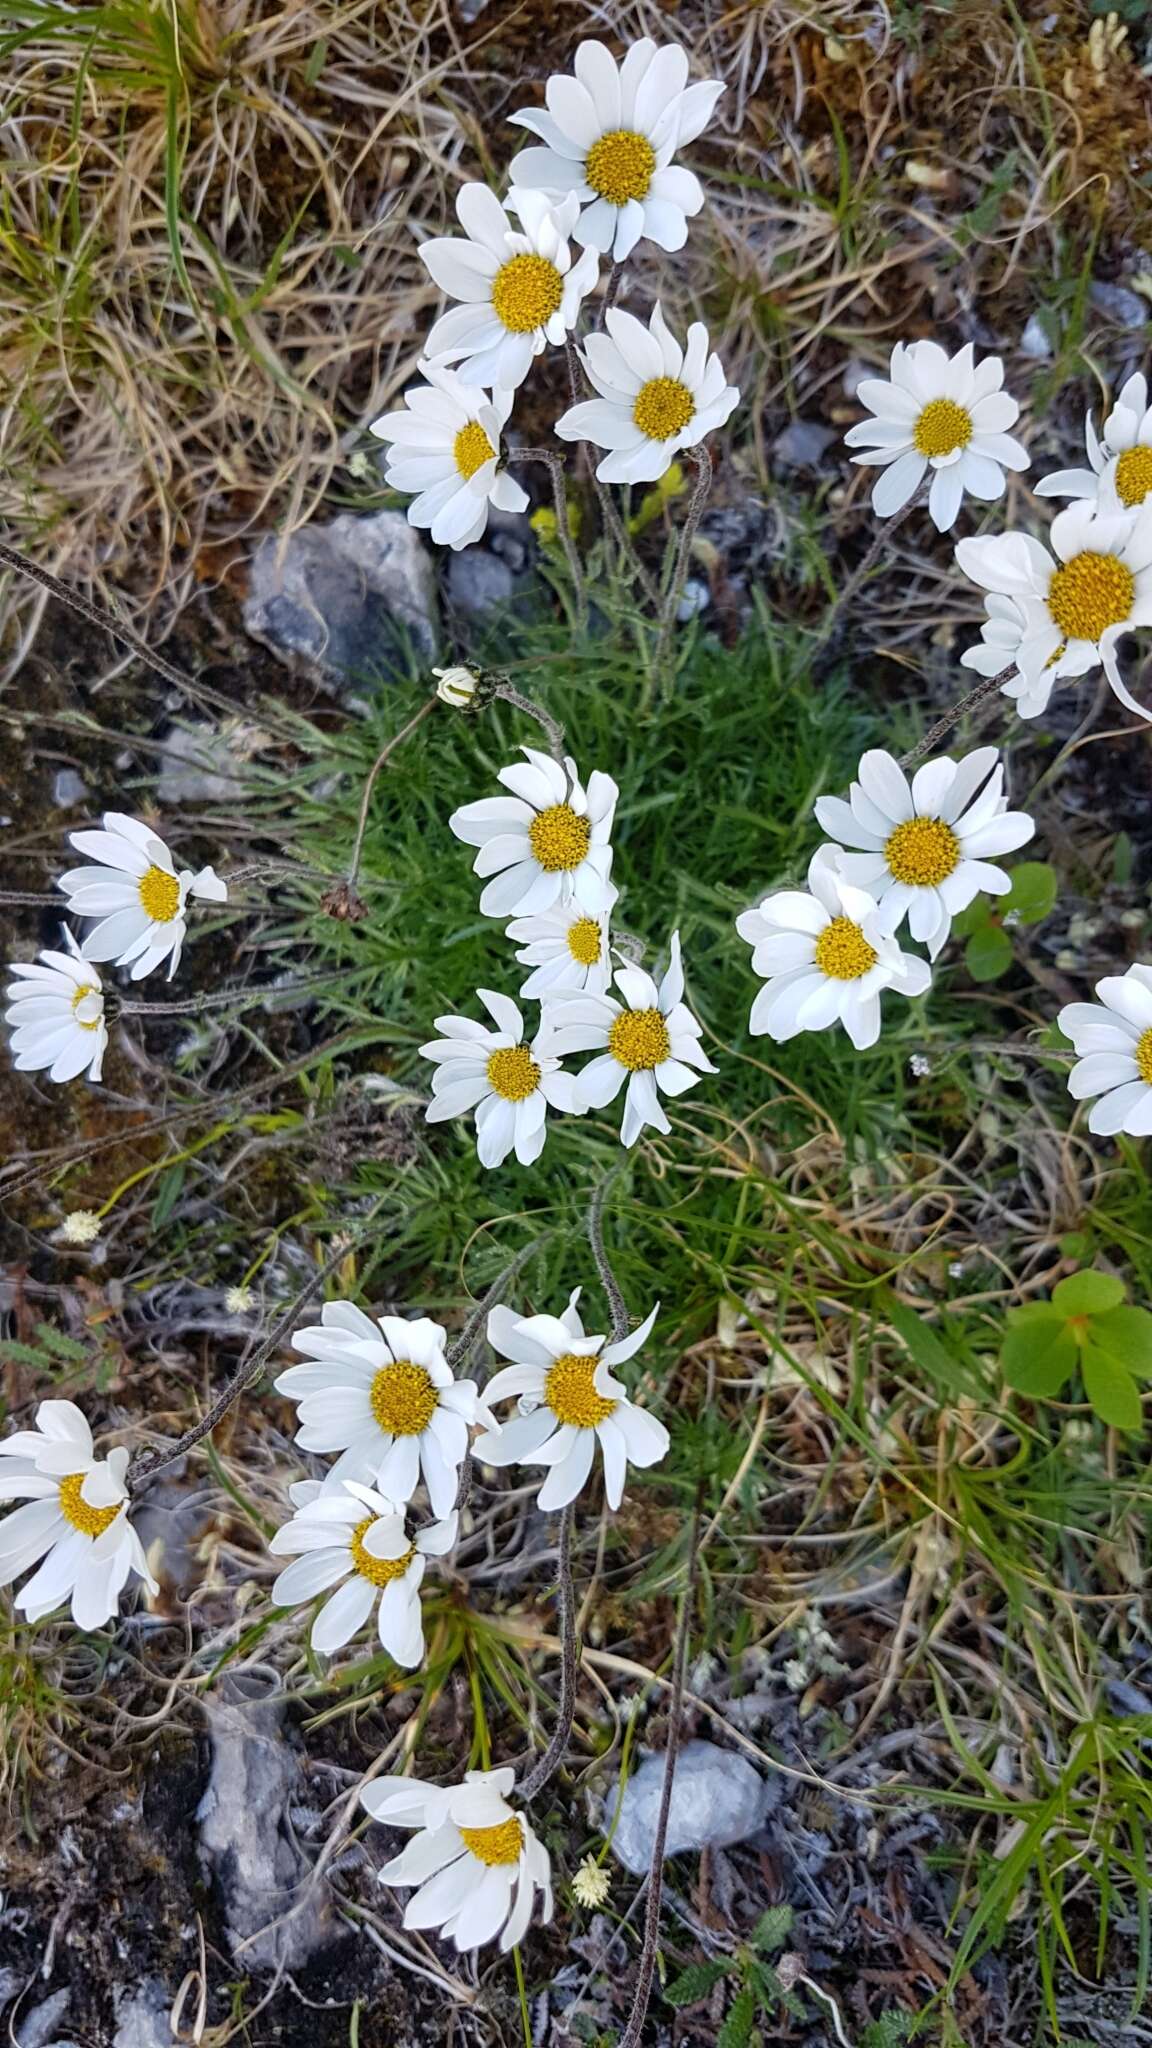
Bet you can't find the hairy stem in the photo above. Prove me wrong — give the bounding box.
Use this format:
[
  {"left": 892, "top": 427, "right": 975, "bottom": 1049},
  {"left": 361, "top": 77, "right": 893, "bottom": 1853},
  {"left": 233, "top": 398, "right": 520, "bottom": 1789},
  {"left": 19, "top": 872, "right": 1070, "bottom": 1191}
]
[
  {"left": 520, "top": 1501, "right": 577, "bottom": 1803},
  {"left": 0, "top": 538, "right": 196, "bottom": 696},
  {"left": 587, "top": 1171, "right": 629, "bottom": 1344},
  {"left": 601, "top": 260, "right": 625, "bottom": 322},
  {"left": 346, "top": 697, "right": 438, "bottom": 893},
  {"left": 505, "top": 448, "right": 587, "bottom": 632},
  {"left": 445, "top": 1236, "right": 552, "bottom": 1371},
  {"left": 814, "top": 488, "right": 922, "bottom": 660},
  {"left": 490, "top": 679, "right": 567, "bottom": 763},
  {"left": 616, "top": 1492, "right": 704, "bottom": 2048},
  {"left": 653, "top": 445, "right": 712, "bottom": 674},
  {"left": 898, "top": 661, "right": 1015, "bottom": 767}
]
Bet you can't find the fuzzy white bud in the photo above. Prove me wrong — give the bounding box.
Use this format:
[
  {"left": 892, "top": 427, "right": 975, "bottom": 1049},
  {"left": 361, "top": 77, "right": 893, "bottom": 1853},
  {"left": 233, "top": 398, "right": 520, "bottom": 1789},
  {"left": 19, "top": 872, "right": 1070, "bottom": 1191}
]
[{"left": 433, "top": 665, "right": 479, "bottom": 707}]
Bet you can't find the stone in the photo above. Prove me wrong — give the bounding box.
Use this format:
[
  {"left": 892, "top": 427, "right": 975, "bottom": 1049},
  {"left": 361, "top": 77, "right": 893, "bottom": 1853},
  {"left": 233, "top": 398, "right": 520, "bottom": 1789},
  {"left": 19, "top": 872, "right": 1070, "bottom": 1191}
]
[
  {"left": 1018, "top": 314, "right": 1053, "bottom": 360},
  {"left": 13, "top": 1992, "right": 73, "bottom": 2048},
  {"left": 607, "top": 1738, "right": 777, "bottom": 1874},
  {"left": 197, "top": 1677, "right": 333, "bottom": 1969},
  {"left": 113, "top": 1986, "right": 172, "bottom": 2048},
  {"left": 244, "top": 510, "right": 437, "bottom": 686},
  {"left": 156, "top": 723, "right": 244, "bottom": 806},
  {"left": 1089, "top": 279, "right": 1147, "bottom": 330},
  {"left": 51, "top": 769, "right": 87, "bottom": 809},
  {"left": 773, "top": 419, "right": 838, "bottom": 469},
  {"left": 445, "top": 544, "right": 516, "bottom": 619}
]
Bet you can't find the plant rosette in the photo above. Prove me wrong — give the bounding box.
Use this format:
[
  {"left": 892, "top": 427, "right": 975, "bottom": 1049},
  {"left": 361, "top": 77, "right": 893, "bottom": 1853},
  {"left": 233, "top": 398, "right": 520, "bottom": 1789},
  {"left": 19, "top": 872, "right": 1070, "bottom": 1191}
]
[{"left": 1000, "top": 1270, "right": 1152, "bottom": 1431}]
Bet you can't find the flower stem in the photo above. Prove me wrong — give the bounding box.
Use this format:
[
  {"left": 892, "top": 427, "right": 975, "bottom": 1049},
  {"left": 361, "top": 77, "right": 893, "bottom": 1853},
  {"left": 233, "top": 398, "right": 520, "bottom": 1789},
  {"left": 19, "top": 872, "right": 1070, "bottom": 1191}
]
[
  {"left": 813, "top": 488, "right": 923, "bottom": 662},
  {"left": 898, "top": 661, "right": 1016, "bottom": 767},
  {"left": 616, "top": 1487, "right": 704, "bottom": 2048},
  {"left": 345, "top": 697, "right": 438, "bottom": 897},
  {"left": 489, "top": 678, "right": 568, "bottom": 764},
  {"left": 0, "top": 538, "right": 196, "bottom": 696},
  {"left": 652, "top": 445, "right": 712, "bottom": 676},
  {"left": 588, "top": 1170, "right": 629, "bottom": 1343},
  {"left": 505, "top": 447, "right": 587, "bottom": 632},
  {"left": 601, "top": 260, "right": 625, "bottom": 323},
  {"left": 520, "top": 1501, "right": 577, "bottom": 1802}
]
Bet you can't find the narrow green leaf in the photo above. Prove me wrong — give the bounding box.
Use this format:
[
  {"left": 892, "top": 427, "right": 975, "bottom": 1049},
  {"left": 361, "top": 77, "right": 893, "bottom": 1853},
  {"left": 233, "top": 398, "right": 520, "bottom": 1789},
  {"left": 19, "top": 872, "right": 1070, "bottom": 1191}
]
[{"left": 1080, "top": 1346, "right": 1143, "bottom": 1431}]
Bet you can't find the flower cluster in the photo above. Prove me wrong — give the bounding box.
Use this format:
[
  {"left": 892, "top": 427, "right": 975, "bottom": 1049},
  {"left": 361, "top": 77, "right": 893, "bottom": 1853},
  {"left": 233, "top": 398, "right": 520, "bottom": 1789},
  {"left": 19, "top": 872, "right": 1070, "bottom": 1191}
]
[
  {"left": 4, "top": 812, "right": 226, "bottom": 1087},
  {"left": 370, "top": 36, "right": 737, "bottom": 549},
  {"left": 736, "top": 745, "right": 1034, "bottom": 1046}
]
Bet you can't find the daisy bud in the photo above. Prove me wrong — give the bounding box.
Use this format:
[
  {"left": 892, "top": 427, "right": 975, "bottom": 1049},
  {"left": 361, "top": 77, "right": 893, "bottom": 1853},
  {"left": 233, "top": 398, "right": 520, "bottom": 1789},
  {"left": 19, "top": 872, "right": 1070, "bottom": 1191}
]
[
  {"left": 58, "top": 1210, "right": 102, "bottom": 1245},
  {"left": 572, "top": 1857, "right": 612, "bottom": 1909},
  {"left": 434, "top": 665, "right": 480, "bottom": 708}
]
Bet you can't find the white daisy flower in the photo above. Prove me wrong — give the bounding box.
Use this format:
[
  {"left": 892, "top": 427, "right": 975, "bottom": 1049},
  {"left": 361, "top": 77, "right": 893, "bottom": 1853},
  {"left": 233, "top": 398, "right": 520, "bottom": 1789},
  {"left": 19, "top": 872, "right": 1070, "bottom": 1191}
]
[
  {"left": 5, "top": 932, "right": 108, "bottom": 1085},
  {"left": 508, "top": 38, "right": 725, "bottom": 262},
  {"left": 57, "top": 811, "right": 226, "bottom": 981},
  {"left": 362, "top": 1767, "right": 553, "bottom": 1953},
  {"left": 506, "top": 895, "right": 616, "bottom": 1001},
  {"left": 736, "top": 853, "right": 931, "bottom": 1050},
  {"left": 956, "top": 501, "right": 1152, "bottom": 721},
  {"left": 958, "top": 589, "right": 1092, "bottom": 722},
  {"left": 1058, "top": 965, "right": 1152, "bottom": 1137},
  {"left": 1036, "top": 372, "right": 1152, "bottom": 515},
  {"left": 420, "top": 185, "right": 598, "bottom": 392},
  {"left": 474, "top": 1288, "right": 669, "bottom": 1510},
  {"left": 270, "top": 1478, "right": 456, "bottom": 1664},
  {"left": 546, "top": 931, "right": 716, "bottom": 1146},
  {"left": 845, "top": 341, "right": 1029, "bottom": 532},
  {"left": 449, "top": 746, "right": 617, "bottom": 919},
  {"left": 555, "top": 302, "right": 739, "bottom": 485},
  {"left": 273, "top": 1302, "right": 485, "bottom": 1518},
  {"left": 421, "top": 989, "right": 578, "bottom": 1169},
  {"left": 814, "top": 747, "right": 1035, "bottom": 961},
  {"left": 0, "top": 1400, "right": 157, "bottom": 1629},
  {"left": 370, "top": 359, "right": 528, "bottom": 552}
]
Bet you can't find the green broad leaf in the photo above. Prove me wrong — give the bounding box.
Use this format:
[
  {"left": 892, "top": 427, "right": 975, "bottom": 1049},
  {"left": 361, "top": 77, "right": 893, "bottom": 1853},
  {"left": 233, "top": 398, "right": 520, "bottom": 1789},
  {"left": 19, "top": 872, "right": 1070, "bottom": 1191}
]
[
  {"left": 717, "top": 1985, "right": 758, "bottom": 2048},
  {"left": 965, "top": 922, "right": 1013, "bottom": 982},
  {"left": 665, "top": 1960, "right": 730, "bottom": 2007},
  {"left": 951, "top": 900, "right": 990, "bottom": 940},
  {"left": 1089, "top": 1305, "right": 1152, "bottom": 1377},
  {"left": 1080, "top": 1345, "right": 1143, "bottom": 1432},
  {"left": 1004, "top": 860, "right": 1058, "bottom": 925},
  {"left": 1001, "top": 1311, "right": 1077, "bottom": 1397},
  {"left": 751, "top": 1904, "right": 793, "bottom": 1953},
  {"left": 1053, "top": 1271, "right": 1127, "bottom": 1317}
]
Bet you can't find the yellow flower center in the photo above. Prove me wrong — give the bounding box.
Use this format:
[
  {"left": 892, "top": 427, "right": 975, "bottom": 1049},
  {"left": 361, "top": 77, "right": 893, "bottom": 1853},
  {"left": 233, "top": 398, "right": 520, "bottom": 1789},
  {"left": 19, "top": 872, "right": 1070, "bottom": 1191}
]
[
  {"left": 608, "top": 1007, "right": 671, "bottom": 1071},
  {"left": 70, "top": 983, "right": 103, "bottom": 1031},
  {"left": 490, "top": 252, "right": 564, "bottom": 334},
  {"left": 1137, "top": 1028, "right": 1152, "bottom": 1087},
  {"left": 58, "top": 1471, "right": 120, "bottom": 1538},
  {"left": 349, "top": 1517, "right": 415, "bottom": 1588},
  {"left": 633, "top": 376, "right": 695, "bottom": 442},
  {"left": 585, "top": 127, "right": 657, "bottom": 205},
  {"left": 486, "top": 1044, "right": 541, "bottom": 1101},
  {"left": 913, "top": 397, "right": 973, "bottom": 459},
  {"left": 1115, "top": 445, "right": 1152, "bottom": 508},
  {"left": 458, "top": 1816, "right": 523, "bottom": 1866},
  {"left": 1047, "top": 550, "right": 1135, "bottom": 644},
  {"left": 454, "top": 420, "right": 494, "bottom": 481},
  {"left": 544, "top": 1351, "right": 618, "bottom": 1428},
  {"left": 369, "top": 1360, "right": 438, "bottom": 1437},
  {"left": 528, "top": 802, "right": 591, "bottom": 872},
  {"left": 137, "top": 864, "right": 181, "bottom": 922},
  {"left": 566, "top": 916, "right": 602, "bottom": 967},
  {"left": 814, "top": 916, "right": 878, "bottom": 981},
  {"left": 884, "top": 816, "right": 961, "bottom": 887}
]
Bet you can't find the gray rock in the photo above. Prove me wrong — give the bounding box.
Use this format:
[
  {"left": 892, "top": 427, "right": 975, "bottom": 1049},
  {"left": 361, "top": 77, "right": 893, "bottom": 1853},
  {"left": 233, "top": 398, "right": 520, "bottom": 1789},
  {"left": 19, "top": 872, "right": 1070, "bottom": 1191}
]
[
  {"left": 676, "top": 578, "right": 711, "bottom": 622},
  {"left": 244, "top": 510, "right": 437, "bottom": 686},
  {"left": 113, "top": 1986, "right": 172, "bottom": 2048},
  {"left": 1018, "top": 313, "right": 1053, "bottom": 360},
  {"left": 773, "top": 419, "right": 838, "bottom": 469},
  {"left": 446, "top": 544, "right": 516, "bottom": 618},
  {"left": 51, "top": 769, "right": 88, "bottom": 809},
  {"left": 608, "top": 1738, "right": 777, "bottom": 1874},
  {"left": 1090, "top": 280, "right": 1148, "bottom": 331},
  {"left": 197, "top": 1676, "right": 332, "bottom": 1969},
  {"left": 156, "top": 723, "right": 245, "bottom": 805},
  {"left": 14, "top": 1992, "right": 72, "bottom": 2048}
]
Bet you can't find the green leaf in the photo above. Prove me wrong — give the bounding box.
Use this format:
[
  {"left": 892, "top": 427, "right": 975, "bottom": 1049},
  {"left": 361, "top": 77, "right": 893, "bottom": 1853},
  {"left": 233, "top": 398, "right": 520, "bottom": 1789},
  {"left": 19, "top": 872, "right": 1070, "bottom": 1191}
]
[
  {"left": 665, "top": 1961, "right": 729, "bottom": 2007},
  {"left": 1090, "top": 1305, "right": 1152, "bottom": 1377},
  {"left": 1052, "top": 1271, "right": 1127, "bottom": 1317},
  {"left": 883, "top": 1293, "right": 982, "bottom": 1399},
  {"left": 1080, "top": 1346, "right": 1143, "bottom": 1431},
  {"left": 965, "top": 922, "right": 1013, "bottom": 982},
  {"left": 718, "top": 1985, "right": 758, "bottom": 2048},
  {"left": 32, "top": 1322, "right": 89, "bottom": 1363},
  {"left": 1001, "top": 1310, "right": 1077, "bottom": 1397},
  {"left": 1004, "top": 860, "right": 1058, "bottom": 925},
  {"left": 951, "top": 900, "right": 991, "bottom": 940},
  {"left": 750, "top": 1904, "right": 793, "bottom": 1953}
]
